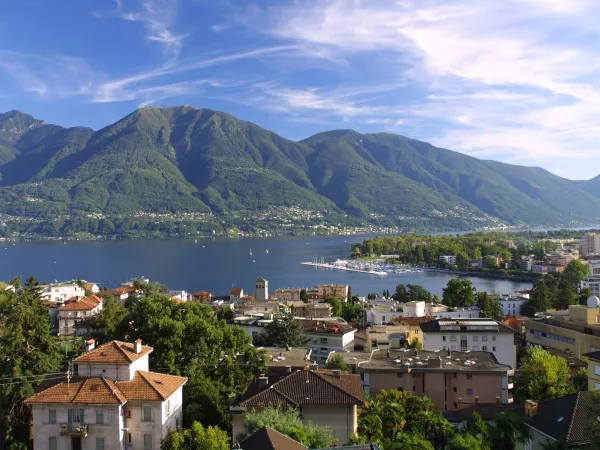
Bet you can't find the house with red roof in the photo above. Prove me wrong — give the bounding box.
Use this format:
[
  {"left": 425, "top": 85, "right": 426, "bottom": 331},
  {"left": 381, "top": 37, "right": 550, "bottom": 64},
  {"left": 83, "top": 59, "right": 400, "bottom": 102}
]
[{"left": 58, "top": 296, "right": 103, "bottom": 337}]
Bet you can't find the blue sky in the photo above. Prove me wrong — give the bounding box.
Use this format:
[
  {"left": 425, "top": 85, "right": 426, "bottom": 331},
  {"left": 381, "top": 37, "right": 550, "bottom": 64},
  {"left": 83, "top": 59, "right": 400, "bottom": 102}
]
[{"left": 1, "top": 0, "right": 599, "bottom": 179}]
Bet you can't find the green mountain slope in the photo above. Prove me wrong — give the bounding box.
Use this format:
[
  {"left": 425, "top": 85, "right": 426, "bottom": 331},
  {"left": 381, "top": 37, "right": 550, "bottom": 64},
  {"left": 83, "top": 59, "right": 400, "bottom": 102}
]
[{"left": 0, "top": 106, "right": 597, "bottom": 232}]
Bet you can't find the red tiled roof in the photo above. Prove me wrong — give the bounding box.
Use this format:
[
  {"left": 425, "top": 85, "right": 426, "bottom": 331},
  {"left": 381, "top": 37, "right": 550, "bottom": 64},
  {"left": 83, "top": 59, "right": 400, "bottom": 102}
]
[
  {"left": 74, "top": 340, "right": 152, "bottom": 364},
  {"left": 25, "top": 377, "right": 127, "bottom": 405},
  {"left": 85, "top": 283, "right": 96, "bottom": 290},
  {"left": 230, "top": 287, "right": 243, "bottom": 296},
  {"left": 301, "top": 320, "right": 355, "bottom": 335},
  {"left": 115, "top": 371, "right": 187, "bottom": 401},
  {"left": 111, "top": 286, "right": 136, "bottom": 295},
  {"left": 58, "top": 296, "right": 102, "bottom": 311},
  {"left": 240, "top": 369, "right": 363, "bottom": 408}
]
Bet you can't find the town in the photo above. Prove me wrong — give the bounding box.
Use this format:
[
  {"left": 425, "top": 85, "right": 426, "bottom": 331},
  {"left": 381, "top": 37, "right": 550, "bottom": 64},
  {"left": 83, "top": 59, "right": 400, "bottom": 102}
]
[{"left": 4, "top": 232, "right": 600, "bottom": 449}]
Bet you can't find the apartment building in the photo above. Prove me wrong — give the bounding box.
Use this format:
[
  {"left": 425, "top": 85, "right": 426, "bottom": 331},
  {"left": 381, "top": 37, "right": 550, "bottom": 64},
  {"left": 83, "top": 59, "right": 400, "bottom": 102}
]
[
  {"left": 582, "top": 350, "right": 600, "bottom": 391},
  {"left": 420, "top": 319, "right": 516, "bottom": 368},
  {"left": 525, "top": 298, "right": 600, "bottom": 358},
  {"left": 498, "top": 296, "right": 528, "bottom": 316},
  {"left": 439, "top": 255, "right": 457, "bottom": 266},
  {"left": 58, "top": 296, "right": 103, "bottom": 337},
  {"left": 581, "top": 232, "right": 600, "bottom": 255},
  {"left": 303, "top": 320, "right": 356, "bottom": 365},
  {"left": 318, "top": 284, "right": 349, "bottom": 300},
  {"left": 42, "top": 283, "right": 86, "bottom": 303},
  {"left": 26, "top": 340, "right": 187, "bottom": 450},
  {"left": 230, "top": 369, "right": 363, "bottom": 444},
  {"left": 359, "top": 349, "right": 514, "bottom": 410}
]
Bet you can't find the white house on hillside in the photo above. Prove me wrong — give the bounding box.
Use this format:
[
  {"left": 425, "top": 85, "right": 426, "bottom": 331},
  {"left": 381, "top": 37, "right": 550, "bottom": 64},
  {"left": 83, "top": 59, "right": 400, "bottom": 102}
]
[
  {"left": 58, "top": 296, "right": 103, "bottom": 337},
  {"left": 26, "top": 340, "right": 187, "bottom": 450},
  {"left": 42, "top": 283, "right": 86, "bottom": 303}
]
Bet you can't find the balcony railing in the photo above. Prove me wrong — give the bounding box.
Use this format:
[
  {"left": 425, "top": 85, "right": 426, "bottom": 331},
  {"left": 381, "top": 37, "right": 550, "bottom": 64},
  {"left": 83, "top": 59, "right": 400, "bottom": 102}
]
[{"left": 60, "top": 424, "right": 88, "bottom": 437}]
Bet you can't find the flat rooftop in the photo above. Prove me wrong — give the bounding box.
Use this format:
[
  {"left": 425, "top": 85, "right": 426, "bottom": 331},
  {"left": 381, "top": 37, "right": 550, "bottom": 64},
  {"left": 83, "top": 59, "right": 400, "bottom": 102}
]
[
  {"left": 328, "top": 350, "right": 372, "bottom": 368},
  {"left": 261, "top": 347, "right": 312, "bottom": 367},
  {"left": 359, "top": 349, "right": 513, "bottom": 373}
]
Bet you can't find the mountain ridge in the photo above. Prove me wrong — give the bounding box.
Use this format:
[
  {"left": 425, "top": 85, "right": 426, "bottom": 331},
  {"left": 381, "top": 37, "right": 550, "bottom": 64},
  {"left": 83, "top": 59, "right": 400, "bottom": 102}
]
[{"left": 0, "top": 105, "right": 598, "bottom": 234}]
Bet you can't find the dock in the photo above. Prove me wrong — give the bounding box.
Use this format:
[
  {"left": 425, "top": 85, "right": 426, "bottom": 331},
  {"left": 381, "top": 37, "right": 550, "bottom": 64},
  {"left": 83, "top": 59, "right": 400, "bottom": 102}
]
[{"left": 300, "top": 261, "right": 387, "bottom": 276}]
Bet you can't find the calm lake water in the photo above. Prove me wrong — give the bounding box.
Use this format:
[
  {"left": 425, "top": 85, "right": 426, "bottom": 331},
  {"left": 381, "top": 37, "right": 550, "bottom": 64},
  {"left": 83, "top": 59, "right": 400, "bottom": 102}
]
[{"left": 0, "top": 236, "right": 532, "bottom": 296}]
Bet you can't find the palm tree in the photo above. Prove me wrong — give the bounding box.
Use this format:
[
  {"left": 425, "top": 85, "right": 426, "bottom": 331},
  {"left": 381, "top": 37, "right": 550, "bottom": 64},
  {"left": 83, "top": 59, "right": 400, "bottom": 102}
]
[{"left": 489, "top": 412, "right": 532, "bottom": 450}]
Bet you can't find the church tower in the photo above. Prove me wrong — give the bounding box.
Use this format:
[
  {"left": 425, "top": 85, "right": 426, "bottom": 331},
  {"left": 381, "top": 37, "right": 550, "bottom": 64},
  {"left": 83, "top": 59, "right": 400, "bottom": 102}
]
[{"left": 255, "top": 277, "right": 268, "bottom": 301}]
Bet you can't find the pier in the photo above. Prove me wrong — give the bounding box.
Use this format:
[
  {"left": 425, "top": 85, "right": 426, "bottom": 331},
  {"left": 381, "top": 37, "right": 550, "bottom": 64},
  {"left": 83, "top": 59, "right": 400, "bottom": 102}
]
[{"left": 301, "top": 258, "right": 387, "bottom": 276}]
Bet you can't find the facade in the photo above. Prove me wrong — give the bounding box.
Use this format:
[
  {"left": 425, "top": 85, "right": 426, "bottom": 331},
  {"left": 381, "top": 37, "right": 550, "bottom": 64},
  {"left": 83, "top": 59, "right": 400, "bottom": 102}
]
[
  {"left": 498, "top": 296, "right": 527, "bottom": 316},
  {"left": 230, "top": 369, "right": 363, "bottom": 445},
  {"left": 303, "top": 321, "right": 356, "bottom": 365},
  {"left": 85, "top": 283, "right": 100, "bottom": 294},
  {"left": 109, "top": 286, "right": 138, "bottom": 305},
  {"left": 395, "top": 316, "right": 437, "bottom": 347},
  {"left": 525, "top": 302, "right": 600, "bottom": 358},
  {"left": 229, "top": 287, "right": 244, "bottom": 303},
  {"left": 439, "top": 255, "right": 457, "bottom": 266},
  {"left": 255, "top": 277, "right": 269, "bottom": 301},
  {"left": 26, "top": 340, "right": 187, "bottom": 450},
  {"left": 582, "top": 350, "right": 600, "bottom": 391},
  {"left": 516, "top": 255, "right": 534, "bottom": 272},
  {"left": 364, "top": 306, "right": 404, "bottom": 325},
  {"left": 581, "top": 232, "right": 600, "bottom": 255},
  {"left": 274, "top": 288, "right": 302, "bottom": 301},
  {"left": 42, "top": 283, "right": 86, "bottom": 303},
  {"left": 58, "top": 296, "right": 103, "bottom": 337},
  {"left": 359, "top": 349, "right": 514, "bottom": 410},
  {"left": 420, "top": 319, "right": 516, "bottom": 368},
  {"left": 294, "top": 303, "right": 332, "bottom": 318},
  {"left": 317, "top": 284, "right": 349, "bottom": 300}
]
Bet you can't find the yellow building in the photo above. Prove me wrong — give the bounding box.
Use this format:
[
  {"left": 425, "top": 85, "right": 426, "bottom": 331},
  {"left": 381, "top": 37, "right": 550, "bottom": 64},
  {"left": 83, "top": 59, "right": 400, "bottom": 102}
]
[
  {"left": 395, "top": 316, "right": 436, "bottom": 347},
  {"left": 583, "top": 350, "right": 600, "bottom": 390}
]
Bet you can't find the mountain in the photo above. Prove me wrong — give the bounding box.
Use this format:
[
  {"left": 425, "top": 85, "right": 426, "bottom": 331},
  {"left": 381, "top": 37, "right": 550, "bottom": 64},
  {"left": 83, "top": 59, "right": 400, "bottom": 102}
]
[{"left": 0, "top": 106, "right": 598, "bottom": 234}]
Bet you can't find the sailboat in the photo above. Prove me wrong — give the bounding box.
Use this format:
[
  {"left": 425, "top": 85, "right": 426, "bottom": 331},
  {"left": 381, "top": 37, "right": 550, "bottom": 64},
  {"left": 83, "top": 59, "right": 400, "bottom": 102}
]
[
  {"left": 265, "top": 249, "right": 269, "bottom": 254},
  {"left": 249, "top": 248, "right": 253, "bottom": 256}
]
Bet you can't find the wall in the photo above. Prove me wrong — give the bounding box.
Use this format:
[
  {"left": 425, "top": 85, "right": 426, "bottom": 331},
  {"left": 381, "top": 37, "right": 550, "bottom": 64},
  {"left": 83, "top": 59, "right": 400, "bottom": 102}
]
[
  {"left": 586, "top": 358, "right": 600, "bottom": 391},
  {"left": 301, "top": 405, "right": 357, "bottom": 444},
  {"left": 77, "top": 355, "right": 149, "bottom": 381},
  {"left": 526, "top": 321, "right": 600, "bottom": 358},
  {"left": 422, "top": 332, "right": 516, "bottom": 368},
  {"left": 30, "top": 404, "right": 123, "bottom": 450}
]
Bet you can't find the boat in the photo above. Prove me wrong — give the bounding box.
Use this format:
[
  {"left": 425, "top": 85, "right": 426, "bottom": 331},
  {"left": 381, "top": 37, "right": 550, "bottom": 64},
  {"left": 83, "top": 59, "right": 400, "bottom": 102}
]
[
  {"left": 194, "top": 239, "right": 198, "bottom": 244},
  {"left": 250, "top": 248, "right": 253, "bottom": 256},
  {"left": 265, "top": 249, "right": 269, "bottom": 254}
]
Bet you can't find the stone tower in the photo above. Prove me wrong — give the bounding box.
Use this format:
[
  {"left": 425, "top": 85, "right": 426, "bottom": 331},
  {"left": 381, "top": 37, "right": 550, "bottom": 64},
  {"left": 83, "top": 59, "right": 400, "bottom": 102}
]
[{"left": 255, "top": 277, "right": 268, "bottom": 301}]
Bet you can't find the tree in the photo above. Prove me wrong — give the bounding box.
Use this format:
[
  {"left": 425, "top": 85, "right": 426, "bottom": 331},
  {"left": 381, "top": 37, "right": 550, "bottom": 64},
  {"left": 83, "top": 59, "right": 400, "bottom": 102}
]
[
  {"left": 0, "top": 276, "right": 62, "bottom": 449},
  {"left": 368, "top": 293, "right": 377, "bottom": 300},
  {"left": 449, "top": 434, "right": 489, "bottom": 450},
  {"left": 489, "top": 412, "right": 531, "bottom": 450},
  {"left": 161, "top": 422, "right": 230, "bottom": 450},
  {"left": 563, "top": 259, "right": 590, "bottom": 287},
  {"left": 342, "top": 302, "right": 363, "bottom": 324},
  {"left": 456, "top": 252, "right": 469, "bottom": 270},
  {"left": 573, "top": 366, "right": 588, "bottom": 391},
  {"left": 258, "top": 310, "right": 309, "bottom": 347},
  {"left": 476, "top": 292, "right": 503, "bottom": 319},
  {"left": 94, "top": 296, "right": 128, "bottom": 338},
  {"left": 443, "top": 279, "right": 476, "bottom": 308},
  {"left": 517, "top": 346, "right": 573, "bottom": 402},
  {"left": 325, "top": 296, "right": 343, "bottom": 317},
  {"left": 300, "top": 289, "right": 308, "bottom": 302},
  {"left": 326, "top": 353, "right": 349, "bottom": 371},
  {"left": 530, "top": 280, "right": 550, "bottom": 313},
  {"left": 243, "top": 406, "right": 335, "bottom": 448},
  {"left": 393, "top": 284, "right": 432, "bottom": 303},
  {"left": 216, "top": 306, "right": 234, "bottom": 321},
  {"left": 463, "top": 411, "right": 489, "bottom": 443}
]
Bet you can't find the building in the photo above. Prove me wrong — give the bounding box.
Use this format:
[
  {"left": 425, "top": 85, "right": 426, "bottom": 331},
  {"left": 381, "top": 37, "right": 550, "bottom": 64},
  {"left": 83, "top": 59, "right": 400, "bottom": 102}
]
[
  {"left": 582, "top": 350, "right": 600, "bottom": 390},
  {"left": 362, "top": 325, "right": 408, "bottom": 351},
  {"left": 439, "top": 255, "right": 457, "bottom": 266},
  {"left": 516, "top": 255, "right": 534, "bottom": 272},
  {"left": 525, "top": 297, "right": 600, "bottom": 358},
  {"left": 167, "top": 290, "right": 188, "bottom": 301},
  {"left": 274, "top": 287, "right": 302, "bottom": 301},
  {"left": 498, "top": 296, "right": 528, "bottom": 316},
  {"left": 230, "top": 369, "right": 363, "bottom": 444},
  {"left": 235, "top": 426, "right": 308, "bottom": 450},
  {"left": 317, "top": 284, "right": 349, "bottom": 300},
  {"left": 303, "top": 320, "right": 356, "bottom": 365},
  {"left": 42, "top": 283, "right": 86, "bottom": 303},
  {"left": 191, "top": 291, "right": 212, "bottom": 302},
  {"left": 26, "top": 340, "right": 187, "bottom": 450},
  {"left": 533, "top": 262, "right": 548, "bottom": 274},
  {"left": 255, "top": 277, "right": 268, "bottom": 301},
  {"left": 364, "top": 305, "right": 404, "bottom": 325},
  {"left": 262, "top": 347, "right": 314, "bottom": 374},
  {"left": 518, "top": 393, "right": 600, "bottom": 449},
  {"left": 229, "top": 287, "right": 244, "bottom": 303},
  {"left": 84, "top": 283, "right": 100, "bottom": 294},
  {"left": 420, "top": 318, "right": 516, "bottom": 368},
  {"left": 109, "top": 285, "right": 138, "bottom": 305},
  {"left": 58, "top": 296, "right": 103, "bottom": 336},
  {"left": 581, "top": 232, "right": 600, "bottom": 255},
  {"left": 294, "top": 303, "right": 332, "bottom": 319},
  {"left": 359, "top": 349, "right": 514, "bottom": 410}
]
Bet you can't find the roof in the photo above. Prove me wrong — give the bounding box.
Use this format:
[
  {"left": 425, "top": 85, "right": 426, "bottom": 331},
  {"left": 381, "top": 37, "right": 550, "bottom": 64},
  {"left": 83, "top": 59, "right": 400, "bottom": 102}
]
[
  {"left": 256, "top": 277, "right": 267, "bottom": 282},
  {"left": 58, "top": 296, "right": 102, "bottom": 311},
  {"left": 26, "top": 372, "right": 187, "bottom": 405},
  {"left": 25, "top": 377, "right": 127, "bottom": 405},
  {"left": 301, "top": 320, "right": 356, "bottom": 335},
  {"left": 85, "top": 283, "right": 97, "bottom": 290},
  {"left": 74, "top": 340, "right": 153, "bottom": 364},
  {"left": 230, "top": 287, "right": 243, "bottom": 296},
  {"left": 239, "top": 369, "right": 364, "bottom": 408},
  {"left": 234, "top": 426, "right": 307, "bottom": 450},
  {"left": 522, "top": 392, "right": 600, "bottom": 444},
  {"left": 419, "top": 319, "right": 515, "bottom": 334},
  {"left": 394, "top": 316, "right": 437, "bottom": 326},
  {"left": 359, "top": 349, "right": 513, "bottom": 373},
  {"left": 115, "top": 371, "right": 188, "bottom": 401},
  {"left": 263, "top": 347, "right": 312, "bottom": 367},
  {"left": 583, "top": 350, "right": 600, "bottom": 360},
  {"left": 111, "top": 286, "right": 136, "bottom": 295}
]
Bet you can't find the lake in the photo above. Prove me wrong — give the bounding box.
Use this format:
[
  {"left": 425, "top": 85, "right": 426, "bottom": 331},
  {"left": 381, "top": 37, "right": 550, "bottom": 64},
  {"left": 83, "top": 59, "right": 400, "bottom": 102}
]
[{"left": 0, "top": 236, "right": 532, "bottom": 296}]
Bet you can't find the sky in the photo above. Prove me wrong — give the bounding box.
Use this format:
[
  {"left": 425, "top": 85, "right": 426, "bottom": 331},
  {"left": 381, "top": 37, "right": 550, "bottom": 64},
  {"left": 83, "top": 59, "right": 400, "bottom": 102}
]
[{"left": 1, "top": 0, "right": 599, "bottom": 180}]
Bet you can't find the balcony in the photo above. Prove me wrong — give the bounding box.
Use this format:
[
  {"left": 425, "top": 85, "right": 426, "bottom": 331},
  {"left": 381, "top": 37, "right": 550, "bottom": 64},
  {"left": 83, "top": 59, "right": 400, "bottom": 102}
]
[
  {"left": 507, "top": 382, "right": 514, "bottom": 390},
  {"left": 60, "top": 424, "right": 88, "bottom": 437}
]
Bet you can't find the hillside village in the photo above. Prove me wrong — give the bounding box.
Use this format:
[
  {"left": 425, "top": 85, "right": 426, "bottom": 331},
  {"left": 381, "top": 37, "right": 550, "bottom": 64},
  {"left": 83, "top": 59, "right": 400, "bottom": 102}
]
[{"left": 5, "top": 232, "right": 600, "bottom": 449}]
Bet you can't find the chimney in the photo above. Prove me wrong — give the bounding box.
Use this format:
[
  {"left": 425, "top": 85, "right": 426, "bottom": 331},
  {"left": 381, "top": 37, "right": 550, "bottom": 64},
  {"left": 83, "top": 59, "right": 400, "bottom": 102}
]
[
  {"left": 568, "top": 356, "right": 574, "bottom": 365},
  {"left": 258, "top": 375, "right": 269, "bottom": 387},
  {"left": 474, "top": 396, "right": 479, "bottom": 404},
  {"left": 524, "top": 400, "right": 538, "bottom": 417},
  {"left": 331, "top": 369, "right": 341, "bottom": 378},
  {"left": 85, "top": 339, "right": 96, "bottom": 352},
  {"left": 427, "top": 357, "right": 442, "bottom": 368},
  {"left": 134, "top": 339, "right": 142, "bottom": 354},
  {"left": 285, "top": 365, "right": 292, "bottom": 374}
]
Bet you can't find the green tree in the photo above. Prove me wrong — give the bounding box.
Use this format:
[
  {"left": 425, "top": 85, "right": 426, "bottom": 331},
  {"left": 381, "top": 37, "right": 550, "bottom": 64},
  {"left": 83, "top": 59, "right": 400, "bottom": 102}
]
[
  {"left": 449, "top": 434, "right": 489, "bottom": 450},
  {"left": 393, "top": 284, "right": 432, "bottom": 303},
  {"left": 517, "top": 346, "right": 573, "bottom": 402},
  {"left": 489, "top": 412, "right": 531, "bottom": 450},
  {"left": 563, "top": 259, "right": 590, "bottom": 287},
  {"left": 161, "top": 422, "right": 230, "bottom": 450},
  {"left": 456, "top": 252, "right": 469, "bottom": 270},
  {"left": 300, "top": 289, "right": 308, "bottom": 302},
  {"left": 573, "top": 366, "right": 588, "bottom": 391},
  {"left": 476, "top": 292, "right": 503, "bottom": 319},
  {"left": 443, "top": 279, "right": 476, "bottom": 308},
  {"left": 94, "top": 296, "right": 128, "bottom": 338},
  {"left": 258, "top": 310, "right": 310, "bottom": 347},
  {"left": 325, "top": 296, "right": 343, "bottom": 316},
  {"left": 0, "top": 276, "right": 62, "bottom": 449},
  {"left": 243, "top": 406, "right": 335, "bottom": 448},
  {"left": 342, "top": 302, "right": 363, "bottom": 324},
  {"left": 463, "top": 411, "right": 489, "bottom": 443},
  {"left": 530, "top": 280, "right": 550, "bottom": 313},
  {"left": 326, "top": 353, "right": 350, "bottom": 371},
  {"left": 216, "top": 306, "right": 234, "bottom": 321}
]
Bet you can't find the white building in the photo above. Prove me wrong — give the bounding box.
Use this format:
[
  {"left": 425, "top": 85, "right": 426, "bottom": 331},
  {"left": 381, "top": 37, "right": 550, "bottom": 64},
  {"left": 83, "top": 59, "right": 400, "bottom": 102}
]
[
  {"left": 498, "top": 296, "right": 528, "bottom": 316},
  {"left": 364, "top": 306, "right": 404, "bottom": 325},
  {"left": 26, "top": 340, "right": 187, "bottom": 450},
  {"left": 168, "top": 290, "right": 189, "bottom": 301},
  {"left": 420, "top": 318, "right": 516, "bottom": 368},
  {"left": 255, "top": 277, "right": 268, "bottom": 301},
  {"left": 58, "top": 296, "right": 103, "bottom": 337},
  {"left": 303, "top": 320, "right": 356, "bottom": 365},
  {"left": 42, "top": 283, "right": 86, "bottom": 303},
  {"left": 84, "top": 283, "right": 100, "bottom": 294},
  {"left": 230, "top": 287, "right": 244, "bottom": 303},
  {"left": 403, "top": 301, "right": 426, "bottom": 317},
  {"left": 439, "top": 255, "right": 457, "bottom": 266},
  {"left": 581, "top": 233, "right": 600, "bottom": 255}
]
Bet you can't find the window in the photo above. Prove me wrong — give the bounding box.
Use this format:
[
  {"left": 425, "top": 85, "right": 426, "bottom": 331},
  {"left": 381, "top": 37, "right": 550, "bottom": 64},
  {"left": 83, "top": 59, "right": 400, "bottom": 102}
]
[
  {"left": 460, "top": 336, "right": 467, "bottom": 349},
  {"left": 442, "top": 346, "right": 446, "bottom": 350},
  {"left": 482, "top": 336, "right": 488, "bottom": 341},
  {"left": 49, "top": 409, "right": 56, "bottom": 424},
  {"left": 595, "top": 365, "right": 600, "bottom": 376},
  {"left": 492, "top": 336, "right": 496, "bottom": 341},
  {"left": 412, "top": 386, "right": 416, "bottom": 391},
  {"left": 49, "top": 437, "right": 57, "bottom": 450},
  {"left": 453, "top": 387, "right": 457, "bottom": 392},
  {"left": 451, "top": 345, "right": 456, "bottom": 351},
  {"left": 493, "top": 347, "right": 496, "bottom": 352},
  {"left": 595, "top": 383, "right": 600, "bottom": 390},
  {"left": 166, "top": 400, "right": 171, "bottom": 416},
  {"left": 466, "top": 374, "right": 472, "bottom": 380},
  {"left": 128, "top": 433, "right": 132, "bottom": 444},
  {"left": 473, "top": 335, "right": 478, "bottom": 341},
  {"left": 142, "top": 406, "right": 152, "bottom": 422},
  {"left": 144, "top": 434, "right": 153, "bottom": 450},
  {"left": 453, "top": 373, "right": 457, "bottom": 379},
  {"left": 466, "top": 389, "right": 473, "bottom": 395},
  {"left": 320, "top": 338, "right": 328, "bottom": 344},
  {"left": 68, "top": 409, "right": 84, "bottom": 424},
  {"left": 482, "top": 346, "right": 488, "bottom": 351},
  {"left": 442, "top": 336, "right": 446, "bottom": 341},
  {"left": 450, "top": 336, "right": 457, "bottom": 342},
  {"left": 96, "top": 438, "right": 105, "bottom": 450},
  {"left": 382, "top": 316, "right": 386, "bottom": 322},
  {"left": 96, "top": 409, "right": 104, "bottom": 425}
]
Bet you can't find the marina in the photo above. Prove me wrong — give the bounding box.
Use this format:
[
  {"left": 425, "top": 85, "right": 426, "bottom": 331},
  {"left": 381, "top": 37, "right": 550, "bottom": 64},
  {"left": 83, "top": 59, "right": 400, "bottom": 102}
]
[{"left": 301, "top": 257, "right": 424, "bottom": 276}]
